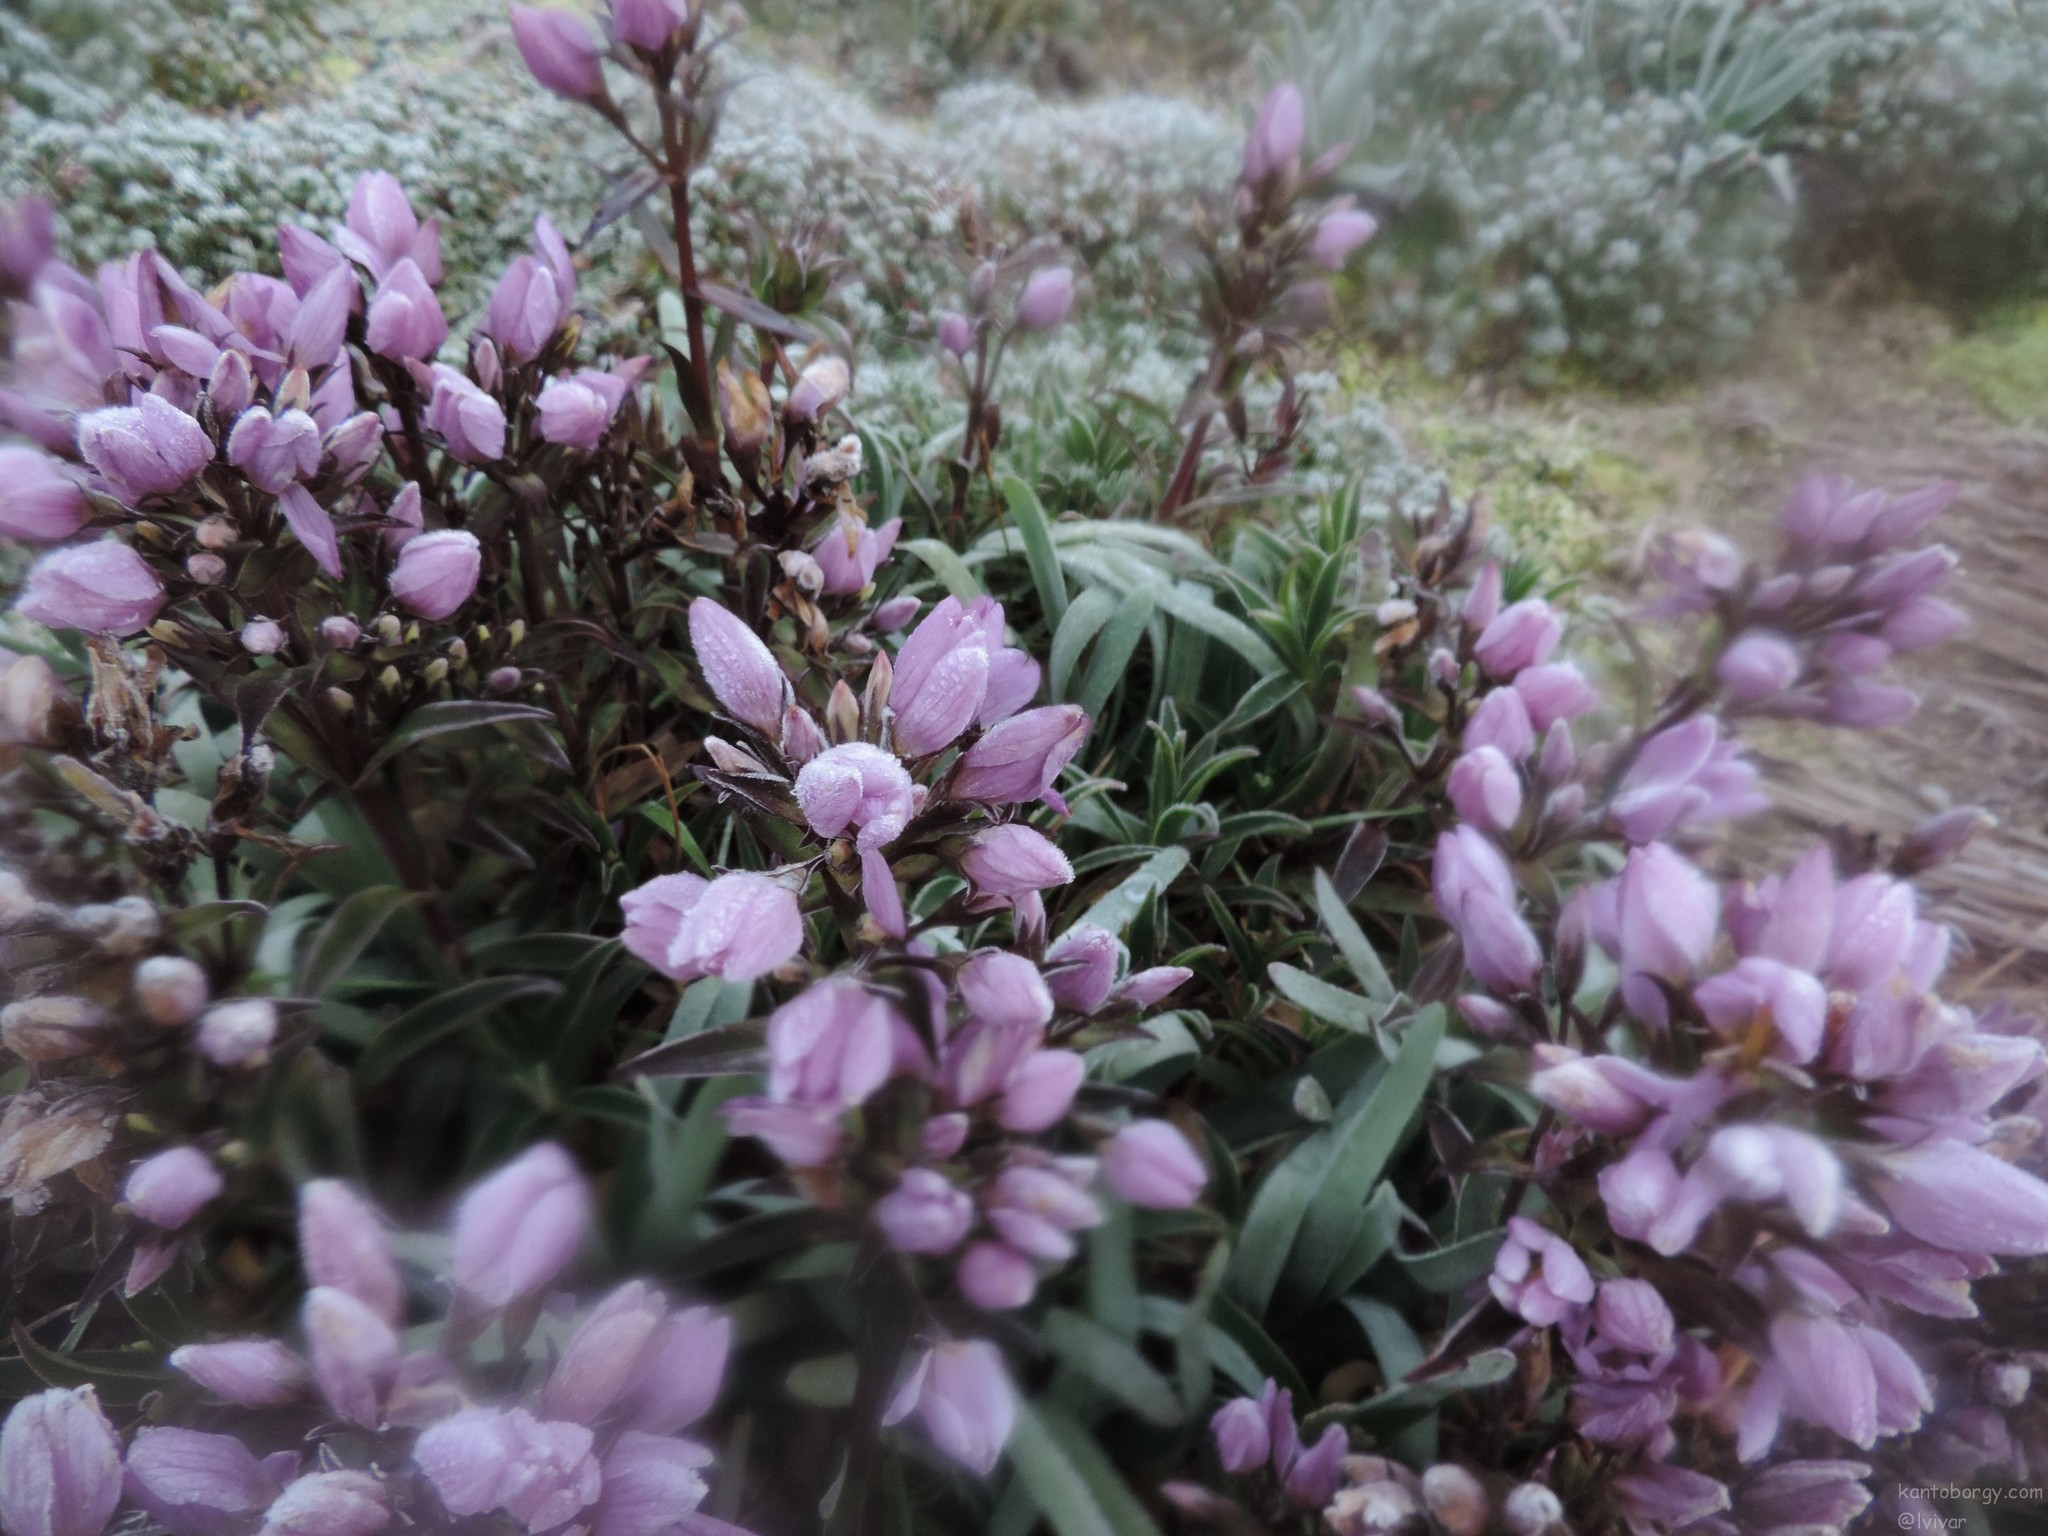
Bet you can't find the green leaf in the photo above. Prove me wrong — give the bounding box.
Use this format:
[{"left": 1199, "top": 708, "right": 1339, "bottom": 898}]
[
  {"left": 901, "top": 537, "right": 983, "bottom": 600},
  {"left": 353, "top": 700, "right": 566, "bottom": 785},
  {"left": 1314, "top": 869, "right": 1395, "bottom": 1003},
  {"left": 1076, "top": 584, "right": 1157, "bottom": 719},
  {"left": 1314, "top": 1181, "right": 1403, "bottom": 1306},
  {"left": 1043, "top": 1309, "right": 1181, "bottom": 1427},
  {"left": 1005, "top": 1401, "right": 1164, "bottom": 1536},
  {"left": 356, "top": 975, "right": 559, "bottom": 1083},
  {"left": 1306, "top": 1347, "right": 1517, "bottom": 1431},
  {"left": 616, "top": 1018, "right": 768, "bottom": 1079},
  {"left": 1340, "top": 1296, "right": 1425, "bottom": 1385},
  {"left": 1079, "top": 846, "right": 1190, "bottom": 935},
  {"left": 1003, "top": 475, "right": 1068, "bottom": 627},
  {"left": 1049, "top": 586, "right": 1118, "bottom": 701},
  {"left": 1268, "top": 962, "right": 1382, "bottom": 1034},
  {"left": 1393, "top": 1228, "right": 1507, "bottom": 1293},
  {"left": 10, "top": 1323, "right": 171, "bottom": 1405},
  {"left": 296, "top": 887, "right": 422, "bottom": 997}
]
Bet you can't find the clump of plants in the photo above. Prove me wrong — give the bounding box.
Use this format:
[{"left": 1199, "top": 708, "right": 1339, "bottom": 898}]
[{"left": 0, "top": 11, "right": 2043, "bottom": 1536}]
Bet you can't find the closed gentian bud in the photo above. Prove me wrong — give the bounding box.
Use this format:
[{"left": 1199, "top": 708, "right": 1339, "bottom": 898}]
[
  {"left": 510, "top": 6, "right": 607, "bottom": 100},
  {"left": 1873, "top": 1139, "right": 2048, "bottom": 1255},
  {"left": 1594, "top": 1277, "right": 1673, "bottom": 1356},
  {"left": 1422, "top": 1465, "right": 1490, "bottom": 1536},
  {"left": 319, "top": 616, "right": 361, "bottom": 650},
  {"left": 788, "top": 356, "right": 850, "bottom": 421},
  {"left": 1242, "top": 83, "right": 1305, "bottom": 185},
  {"left": 0, "top": 195, "right": 55, "bottom": 293},
  {"left": 1475, "top": 598, "right": 1562, "bottom": 678},
  {"left": 1312, "top": 208, "right": 1377, "bottom": 270},
  {"left": 766, "top": 976, "right": 897, "bottom": 1108},
  {"left": 592, "top": 1432, "right": 709, "bottom": 1536},
  {"left": 1464, "top": 687, "right": 1533, "bottom": 760},
  {"left": 17, "top": 541, "right": 166, "bottom": 636},
  {"left": 688, "top": 598, "right": 790, "bottom": 735},
  {"left": 187, "top": 553, "right": 226, "bottom": 585},
  {"left": 883, "top": 1340, "right": 1015, "bottom": 1475},
  {"left": 125, "top": 1146, "right": 222, "bottom": 1229},
  {"left": 242, "top": 617, "right": 286, "bottom": 655},
  {"left": 1448, "top": 746, "right": 1522, "bottom": 833},
  {"left": 450, "top": 1141, "right": 591, "bottom": 1310},
  {"left": 536, "top": 372, "right": 626, "bottom": 450},
  {"left": 1285, "top": 1424, "right": 1347, "bottom": 1508},
  {"left": 1881, "top": 594, "right": 1966, "bottom": 652},
  {"left": 208, "top": 349, "right": 256, "bottom": 420},
  {"left": 1616, "top": 842, "right": 1718, "bottom": 1011},
  {"left": 1103, "top": 1121, "right": 1206, "bottom": 1209},
  {"left": 543, "top": 1281, "right": 667, "bottom": 1424},
  {"left": 124, "top": 1426, "right": 280, "bottom": 1536},
  {"left": 1016, "top": 267, "right": 1074, "bottom": 332},
  {"left": 1718, "top": 632, "right": 1801, "bottom": 703},
  {"left": 485, "top": 256, "right": 562, "bottom": 364},
  {"left": 1210, "top": 1397, "right": 1268, "bottom": 1473},
  {"left": 622, "top": 1305, "right": 731, "bottom": 1435},
  {"left": 0, "top": 1387, "right": 123, "bottom": 1536},
  {"left": 958, "top": 1241, "right": 1037, "bottom": 1309},
  {"left": 1503, "top": 1482, "right": 1566, "bottom": 1535},
  {"left": 382, "top": 482, "right": 423, "bottom": 551},
  {"left": 169, "top": 1339, "right": 307, "bottom": 1407},
  {"left": 997, "top": 1049, "right": 1085, "bottom": 1132},
  {"left": 951, "top": 704, "right": 1089, "bottom": 805},
  {"left": 134, "top": 955, "right": 209, "bottom": 1026},
  {"left": 1513, "top": 661, "right": 1600, "bottom": 731},
  {"left": 1770, "top": 1315, "right": 1877, "bottom": 1448},
  {"left": 937, "top": 311, "right": 974, "bottom": 357},
  {"left": 78, "top": 394, "right": 213, "bottom": 502},
  {"left": 424, "top": 366, "right": 505, "bottom": 463},
  {"left": 876, "top": 1169, "right": 974, "bottom": 1255},
  {"left": 304, "top": 1286, "right": 398, "bottom": 1427},
  {"left": 794, "top": 742, "right": 916, "bottom": 853},
  {"left": 811, "top": 515, "right": 901, "bottom": 595},
  {"left": 1117, "top": 966, "right": 1192, "bottom": 1007},
  {"left": 0, "top": 448, "right": 87, "bottom": 541},
  {"left": 618, "top": 871, "right": 803, "bottom": 983},
  {"left": 959, "top": 824, "right": 1075, "bottom": 904},
  {"left": 872, "top": 595, "right": 921, "bottom": 632},
  {"left": 322, "top": 412, "right": 383, "bottom": 484},
  {"left": 258, "top": 1470, "right": 390, "bottom": 1536},
  {"left": 388, "top": 530, "right": 481, "bottom": 621},
  {"left": 287, "top": 265, "right": 355, "bottom": 373},
  {"left": 196, "top": 997, "right": 277, "bottom": 1067},
  {"left": 957, "top": 952, "right": 1052, "bottom": 1031},
  {"left": 1044, "top": 924, "right": 1118, "bottom": 1013},
  {"left": 299, "top": 1180, "right": 405, "bottom": 1326}
]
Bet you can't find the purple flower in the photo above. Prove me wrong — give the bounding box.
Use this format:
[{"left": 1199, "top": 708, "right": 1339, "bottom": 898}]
[
  {"left": 536, "top": 370, "right": 629, "bottom": 450},
  {"left": 1489, "top": 1216, "right": 1594, "bottom": 1326},
  {"left": 1718, "top": 631, "right": 1802, "bottom": 703},
  {"left": 364, "top": 260, "right": 446, "bottom": 361},
  {"left": 195, "top": 997, "right": 278, "bottom": 1066},
  {"left": 1432, "top": 827, "right": 1540, "bottom": 994},
  {"left": 592, "top": 1432, "right": 710, "bottom": 1536},
  {"left": 1284, "top": 1425, "right": 1347, "bottom": 1508},
  {"left": 424, "top": 365, "right": 505, "bottom": 463},
  {"left": 1210, "top": 1397, "right": 1269, "bottom": 1473},
  {"left": 415, "top": 1407, "right": 600, "bottom": 1531},
  {"left": 542, "top": 1281, "right": 667, "bottom": 1424},
  {"left": 1241, "top": 83, "right": 1305, "bottom": 185},
  {"left": 124, "top": 1146, "right": 222, "bottom": 1229},
  {"left": 226, "top": 406, "right": 322, "bottom": 494},
  {"left": 1872, "top": 1139, "right": 2048, "bottom": 1255},
  {"left": 1044, "top": 924, "right": 1118, "bottom": 1013},
  {"left": 1513, "top": 661, "right": 1600, "bottom": 731},
  {"left": 303, "top": 1286, "right": 399, "bottom": 1428},
  {"left": 0, "top": 448, "right": 87, "bottom": 541},
  {"left": 1881, "top": 594, "right": 1966, "bottom": 652},
  {"left": 951, "top": 705, "right": 1090, "bottom": 806},
  {"left": 767, "top": 976, "right": 899, "bottom": 1108},
  {"left": 1016, "top": 267, "right": 1075, "bottom": 332},
  {"left": 388, "top": 529, "right": 480, "bottom": 620},
  {"left": 258, "top": 1470, "right": 389, "bottom": 1536},
  {"left": 1824, "top": 871, "right": 1916, "bottom": 991},
  {"left": 337, "top": 171, "right": 441, "bottom": 285},
  {"left": 485, "top": 256, "right": 566, "bottom": 364},
  {"left": 877, "top": 1168, "right": 974, "bottom": 1254},
  {"left": 77, "top": 394, "right": 213, "bottom": 502},
  {"left": 889, "top": 597, "right": 994, "bottom": 756},
  {"left": 959, "top": 1240, "right": 1037, "bottom": 1309},
  {"left": 621, "top": 1304, "right": 731, "bottom": 1434},
  {"left": 610, "top": 0, "right": 694, "bottom": 49},
  {"left": 1593, "top": 1278, "right": 1674, "bottom": 1357},
  {"left": 0, "top": 195, "right": 56, "bottom": 293},
  {"left": 618, "top": 870, "right": 804, "bottom": 983},
  {"left": 996, "top": 1049, "right": 1085, "bottom": 1133},
  {"left": 1118, "top": 966, "right": 1191, "bottom": 1007},
  {"left": 0, "top": 1387, "right": 123, "bottom": 1536},
  {"left": 959, "top": 824, "right": 1075, "bottom": 903},
  {"left": 1311, "top": 208, "right": 1378, "bottom": 270},
  {"left": 794, "top": 742, "right": 916, "bottom": 853},
  {"left": 277, "top": 224, "right": 349, "bottom": 297},
  {"left": 788, "top": 355, "right": 850, "bottom": 420},
  {"left": 811, "top": 514, "right": 901, "bottom": 595},
  {"left": 1614, "top": 842, "right": 1718, "bottom": 1022},
  {"left": 959, "top": 952, "right": 1053, "bottom": 1032},
  {"left": 1474, "top": 598, "right": 1562, "bottom": 678},
  {"left": 937, "top": 311, "right": 974, "bottom": 357},
  {"left": 883, "top": 1340, "right": 1015, "bottom": 1474},
  {"left": 688, "top": 598, "right": 790, "bottom": 736},
  {"left": 1527, "top": 1048, "right": 1669, "bottom": 1135},
  {"left": 168, "top": 1339, "right": 306, "bottom": 1407},
  {"left": 287, "top": 264, "right": 356, "bottom": 372},
  {"left": 298, "top": 1180, "right": 404, "bottom": 1326},
  {"left": 274, "top": 484, "right": 344, "bottom": 581},
  {"left": 720, "top": 1097, "right": 843, "bottom": 1167},
  {"left": 1694, "top": 956, "right": 1827, "bottom": 1062},
  {"left": 124, "top": 1427, "right": 280, "bottom": 1536},
  {"left": 1102, "top": 1121, "right": 1206, "bottom": 1208},
  {"left": 1464, "top": 687, "right": 1534, "bottom": 759},
  {"left": 17, "top": 540, "right": 166, "bottom": 635},
  {"left": 1448, "top": 746, "right": 1522, "bottom": 832},
  {"left": 509, "top": 6, "right": 607, "bottom": 100},
  {"left": 449, "top": 1142, "right": 592, "bottom": 1309}
]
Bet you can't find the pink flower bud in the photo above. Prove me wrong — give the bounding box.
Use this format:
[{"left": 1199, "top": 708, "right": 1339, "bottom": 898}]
[
  {"left": 1503, "top": 1482, "right": 1565, "bottom": 1536},
  {"left": 958, "top": 1241, "right": 1037, "bottom": 1309},
  {"left": 1475, "top": 598, "right": 1562, "bottom": 678},
  {"left": 485, "top": 256, "right": 563, "bottom": 364},
  {"left": 1512, "top": 662, "right": 1600, "bottom": 731},
  {"left": 0, "top": 1387, "right": 123, "bottom": 1536},
  {"left": 1102, "top": 1120, "right": 1206, "bottom": 1209},
  {"left": 1312, "top": 208, "right": 1377, "bottom": 270},
  {"left": 788, "top": 355, "right": 850, "bottom": 421},
  {"left": 125, "top": 1146, "right": 222, "bottom": 1229},
  {"left": 882, "top": 1340, "right": 1015, "bottom": 1474},
  {"left": 510, "top": 6, "right": 607, "bottom": 99},
  {"left": 286, "top": 265, "right": 355, "bottom": 373},
  {"left": 1210, "top": 1396, "right": 1269, "bottom": 1473},
  {"left": 811, "top": 514, "right": 901, "bottom": 595},
  {"left": 226, "top": 406, "right": 320, "bottom": 494},
  {"left": 277, "top": 224, "right": 348, "bottom": 297},
  {"left": 259, "top": 1470, "right": 390, "bottom": 1536},
  {"left": 997, "top": 1049, "right": 1085, "bottom": 1132},
  {"left": 125, "top": 1426, "right": 281, "bottom": 1533},
  {"left": 298, "top": 1180, "right": 405, "bottom": 1326},
  {"left": 611, "top": 0, "right": 692, "bottom": 49},
  {"left": 1284, "top": 1424, "right": 1347, "bottom": 1508},
  {"left": 1873, "top": 1140, "right": 2048, "bottom": 1256},
  {"left": 363, "top": 260, "right": 446, "bottom": 361},
  {"left": 1448, "top": 746, "right": 1523, "bottom": 833},
  {"left": 382, "top": 482, "right": 423, "bottom": 551},
  {"left": 537, "top": 371, "right": 627, "bottom": 451},
  {"left": 319, "top": 617, "right": 361, "bottom": 649},
  {"left": 303, "top": 1286, "right": 399, "bottom": 1427},
  {"left": 241, "top": 617, "right": 285, "bottom": 656},
  {"left": 134, "top": 955, "right": 209, "bottom": 1026},
  {"left": 17, "top": 539, "right": 166, "bottom": 636},
  {"left": 720, "top": 1096, "right": 843, "bottom": 1167},
  {"left": 872, "top": 595, "right": 920, "bottom": 632},
  {"left": 488, "top": 665, "right": 522, "bottom": 693},
  {"left": 543, "top": 1281, "right": 667, "bottom": 1424},
  {"left": 794, "top": 742, "right": 915, "bottom": 853},
  {"left": 196, "top": 997, "right": 278, "bottom": 1067},
  {"left": 1880, "top": 594, "right": 1965, "bottom": 653},
  {"left": 959, "top": 952, "right": 1053, "bottom": 1031},
  {"left": 450, "top": 1142, "right": 591, "bottom": 1309},
  {"left": 622, "top": 1305, "right": 731, "bottom": 1435},
  {"left": 688, "top": 597, "right": 790, "bottom": 735},
  {"left": 618, "top": 870, "right": 803, "bottom": 983},
  {"left": 592, "top": 1432, "right": 710, "bottom": 1536},
  {"left": 1044, "top": 923, "right": 1118, "bottom": 1013},
  {"left": 937, "top": 311, "right": 974, "bottom": 357},
  {"left": 1016, "top": 267, "right": 1074, "bottom": 332},
  {"left": 0, "top": 196, "right": 56, "bottom": 293},
  {"left": 388, "top": 529, "right": 480, "bottom": 621},
  {"left": 0, "top": 447, "right": 86, "bottom": 541},
  {"left": 876, "top": 1168, "right": 974, "bottom": 1254},
  {"left": 424, "top": 365, "right": 505, "bottom": 463},
  {"left": 78, "top": 394, "right": 213, "bottom": 502},
  {"left": 766, "top": 976, "right": 898, "bottom": 1108},
  {"left": 951, "top": 704, "right": 1090, "bottom": 805},
  {"left": 169, "top": 1339, "right": 307, "bottom": 1407},
  {"left": 1242, "top": 83, "right": 1305, "bottom": 185},
  {"left": 1422, "top": 1465, "right": 1489, "bottom": 1536},
  {"left": 1464, "top": 687, "right": 1533, "bottom": 760},
  {"left": 1717, "top": 632, "right": 1801, "bottom": 703},
  {"left": 1116, "top": 966, "right": 1192, "bottom": 1008}
]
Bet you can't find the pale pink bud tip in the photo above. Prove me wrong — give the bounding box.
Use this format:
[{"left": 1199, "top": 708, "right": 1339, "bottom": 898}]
[
  {"left": 688, "top": 597, "right": 790, "bottom": 736},
  {"left": 1017, "top": 267, "right": 1075, "bottom": 332},
  {"left": 510, "top": 5, "right": 607, "bottom": 100},
  {"left": 1103, "top": 1120, "right": 1207, "bottom": 1208},
  {"left": 619, "top": 870, "right": 804, "bottom": 983},
  {"left": 17, "top": 540, "right": 166, "bottom": 636},
  {"left": 0, "top": 1388, "right": 123, "bottom": 1536},
  {"left": 883, "top": 1340, "right": 1016, "bottom": 1474},
  {"left": 450, "top": 1141, "right": 593, "bottom": 1309},
  {"left": 389, "top": 530, "right": 482, "bottom": 621},
  {"left": 125, "top": 1145, "right": 224, "bottom": 1229}
]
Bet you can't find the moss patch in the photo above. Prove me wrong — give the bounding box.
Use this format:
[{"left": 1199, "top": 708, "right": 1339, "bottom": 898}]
[{"left": 1931, "top": 302, "right": 2048, "bottom": 427}]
